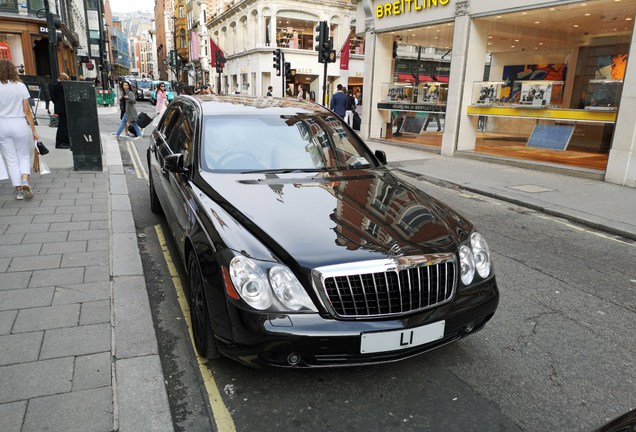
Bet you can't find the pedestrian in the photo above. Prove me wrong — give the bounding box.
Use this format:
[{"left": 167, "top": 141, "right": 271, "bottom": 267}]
[
  {"left": 329, "top": 84, "right": 347, "bottom": 118},
  {"left": 297, "top": 84, "right": 307, "bottom": 101},
  {"left": 344, "top": 87, "right": 356, "bottom": 127},
  {"left": 155, "top": 82, "right": 169, "bottom": 116},
  {"left": 0, "top": 60, "right": 39, "bottom": 200},
  {"left": 266, "top": 86, "right": 273, "bottom": 97},
  {"left": 50, "top": 72, "right": 70, "bottom": 148},
  {"left": 117, "top": 84, "right": 130, "bottom": 136},
  {"left": 114, "top": 80, "right": 141, "bottom": 139},
  {"left": 43, "top": 75, "right": 52, "bottom": 115}
]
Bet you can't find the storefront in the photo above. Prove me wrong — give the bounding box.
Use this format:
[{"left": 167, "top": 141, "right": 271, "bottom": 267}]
[{"left": 356, "top": 0, "right": 636, "bottom": 188}]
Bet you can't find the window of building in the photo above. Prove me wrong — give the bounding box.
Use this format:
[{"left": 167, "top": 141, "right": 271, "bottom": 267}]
[
  {"left": 179, "top": 6, "right": 184, "bottom": 18},
  {"left": 180, "top": 29, "right": 186, "bottom": 49},
  {"left": 275, "top": 11, "right": 319, "bottom": 50}
]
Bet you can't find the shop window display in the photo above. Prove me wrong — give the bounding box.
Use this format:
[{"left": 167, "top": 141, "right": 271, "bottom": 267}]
[{"left": 585, "top": 80, "right": 623, "bottom": 111}]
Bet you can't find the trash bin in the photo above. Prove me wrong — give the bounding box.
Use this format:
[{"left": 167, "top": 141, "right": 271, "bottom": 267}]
[{"left": 95, "top": 87, "right": 115, "bottom": 107}]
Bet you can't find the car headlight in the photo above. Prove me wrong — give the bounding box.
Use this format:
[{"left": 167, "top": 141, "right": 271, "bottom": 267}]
[
  {"left": 228, "top": 256, "right": 317, "bottom": 312},
  {"left": 229, "top": 256, "right": 272, "bottom": 310},
  {"left": 269, "top": 266, "right": 317, "bottom": 312},
  {"left": 470, "top": 232, "right": 491, "bottom": 278},
  {"left": 459, "top": 245, "right": 475, "bottom": 285},
  {"left": 459, "top": 232, "right": 492, "bottom": 285}
]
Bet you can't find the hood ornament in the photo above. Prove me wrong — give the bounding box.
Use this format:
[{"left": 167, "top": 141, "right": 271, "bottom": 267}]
[{"left": 388, "top": 243, "right": 404, "bottom": 261}]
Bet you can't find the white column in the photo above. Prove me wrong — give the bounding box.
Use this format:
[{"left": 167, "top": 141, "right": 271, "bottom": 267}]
[
  {"left": 606, "top": 13, "right": 636, "bottom": 187},
  {"left": 363, "top": 33, "right": 392, "bottom": 140},
  {"left": 442, "top": 14, "right": 486, "bottom": 156}
]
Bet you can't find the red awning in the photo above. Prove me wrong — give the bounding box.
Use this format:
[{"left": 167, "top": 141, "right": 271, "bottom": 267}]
[{"left": 397, "top": 73, "right": 448, "bottom": 83}]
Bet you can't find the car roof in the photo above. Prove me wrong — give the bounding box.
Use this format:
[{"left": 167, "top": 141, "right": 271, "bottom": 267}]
[{"left": 175, "top": 95, "right": 332, "bottom": 117}]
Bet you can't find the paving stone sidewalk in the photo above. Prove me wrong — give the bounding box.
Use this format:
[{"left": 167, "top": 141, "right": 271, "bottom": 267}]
[{"left": 0, "top": 115, "right": 173, "bottom": 432}]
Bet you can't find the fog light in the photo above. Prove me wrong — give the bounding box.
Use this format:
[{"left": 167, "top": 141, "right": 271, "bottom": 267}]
[
  {"left": 287, "top": 353, "right": 301, "bottom": 365},
  {"left": 465, "top": 322, "right": 475, "bottom": 333}
]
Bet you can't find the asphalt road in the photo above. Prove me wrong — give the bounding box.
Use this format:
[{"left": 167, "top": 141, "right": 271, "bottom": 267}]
[{"left": 100, "top": 106, "right": 636, "bottom": 432}]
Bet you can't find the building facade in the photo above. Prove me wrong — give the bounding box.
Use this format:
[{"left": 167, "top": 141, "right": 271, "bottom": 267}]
[
  {"left": 0, "top": 0, "right": 81, "bottom": 78},
  {"left": 355, "top": 0, "right": 636, "bottom": 188},
  {"left": 206, "top": 0, "right": 365, "bottom": 98}
]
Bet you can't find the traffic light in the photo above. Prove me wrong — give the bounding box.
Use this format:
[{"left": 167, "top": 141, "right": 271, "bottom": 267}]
[
  {"left": 215, "top": 50, "right": 226, "bottom": 73},
  {"left": 315, "top": 21, "right": 330, "bottom": 63},
  {"left": 285, "top": 62, "right": 296, "bottom": 79},
  {"left": 52, "top": 17, "right": 63, "bottom": 44},
  {"left": 273, "top": 49, "right": 281, "bottom": 76}
]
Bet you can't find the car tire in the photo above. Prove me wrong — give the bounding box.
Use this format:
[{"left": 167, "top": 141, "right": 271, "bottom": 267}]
[
  {"left": 188, "top": 253, "right": 221, "bottom": 360},
  {"left": 149, "top": 168, "right": 163, "bottom": 215}
]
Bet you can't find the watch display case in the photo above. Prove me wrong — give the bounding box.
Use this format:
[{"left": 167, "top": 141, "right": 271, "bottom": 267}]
[
  {"left": 417, "top": 82, "right": 448, "bottom": 104},
  {"left": 381, "top": 83, "right": 414, "bottom": 103},
  {"left": 585, "top": 80, "right": 623, "bottom": 111},
  {"left": 471, "top": 81, "right": 505, "bottom": 106},
  {"left": 515, "top": 80, "right": 563, "bottom": 108}
]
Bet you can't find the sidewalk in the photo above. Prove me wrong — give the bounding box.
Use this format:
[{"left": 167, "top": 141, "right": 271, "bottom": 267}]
[
  {"left": 0, "top": 109, "right": 172, "bottom": 432},
  {"left": 367, "top": 140, "right": 636, "bottom": 241}
]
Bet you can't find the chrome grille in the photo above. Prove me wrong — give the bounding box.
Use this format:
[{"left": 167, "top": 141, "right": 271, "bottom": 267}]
[{"left": 319, "top": 256, "right": 456, "bottom": 318}]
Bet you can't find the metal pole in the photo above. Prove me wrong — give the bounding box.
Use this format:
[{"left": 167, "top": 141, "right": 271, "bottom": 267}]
[
  {"left": 173, "top": 16, "right": 180, "bottom": 95},
  {"left": 44, "top": 0, "right": 59, "bottom": 81},
  {"left": 281, "top": 51, "right": 285, "bottom": 97},
  {"left": 322, "top": 62, "right": 328, "bottom": 106},
  {"left": 96, "top": 0, "right": 108, "bottom": 90}
]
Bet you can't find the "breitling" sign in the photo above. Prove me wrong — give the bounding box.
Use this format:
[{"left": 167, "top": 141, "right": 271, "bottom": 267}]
[{"left": 376, "top": 0, "right": 450, "bottom": 19}]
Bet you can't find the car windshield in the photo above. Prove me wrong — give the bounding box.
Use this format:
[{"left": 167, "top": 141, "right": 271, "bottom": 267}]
[
  {"left": 137, "top": 81, "right": 152, "bottom": 89},
  {"left": 201, "top": 114, "right": 377, "bottom": 173}
]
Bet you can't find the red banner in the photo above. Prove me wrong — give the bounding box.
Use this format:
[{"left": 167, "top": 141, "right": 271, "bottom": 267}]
[
  {"left": 210, "top": 38, "right": 224, "bottom": 66},
  {"left": 339, "top": 36, "right": 351, "bottom": 70}
]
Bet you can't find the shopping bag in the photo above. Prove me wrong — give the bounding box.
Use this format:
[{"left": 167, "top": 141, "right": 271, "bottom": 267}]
[
  {"left": 33, "top": 150, "right": 40, "bottom": 172},
  {"left": 39, "top": 156, "right": 51, "bottom": 175}
]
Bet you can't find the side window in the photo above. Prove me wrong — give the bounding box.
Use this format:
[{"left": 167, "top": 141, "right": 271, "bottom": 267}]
[
  {"left": 158, "top": 104, "right": 182, "bottom": 138},
  {"left": 167, "top": 118, "right": 193, "bottom": 160}
]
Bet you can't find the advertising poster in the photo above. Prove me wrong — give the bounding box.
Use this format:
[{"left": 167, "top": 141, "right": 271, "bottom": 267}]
[
  {"left": 500, "top": 64, "right": 567, "bottom": 103},
  {"left": 595, "top": 54, "right": 627, "bottom": 80}
]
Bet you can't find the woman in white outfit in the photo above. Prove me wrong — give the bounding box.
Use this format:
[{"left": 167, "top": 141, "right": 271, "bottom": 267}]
[{"left": 0, "top": 60, "right": 38, "bottom": 200}]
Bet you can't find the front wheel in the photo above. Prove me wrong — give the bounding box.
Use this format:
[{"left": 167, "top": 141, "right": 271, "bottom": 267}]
[{"left": 188, "top": 253, "right": 220, "bottom": 360}]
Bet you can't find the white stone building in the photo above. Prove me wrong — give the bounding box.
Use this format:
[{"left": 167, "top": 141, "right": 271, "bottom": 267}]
[{"left": 206, "top": 0, "right": 365, "bottom": 99}]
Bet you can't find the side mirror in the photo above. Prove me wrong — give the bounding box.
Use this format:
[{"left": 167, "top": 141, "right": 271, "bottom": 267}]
[
  {"left": 375, "top": 150, "right": 387, "bottom": 165},
  {"left": 163, "top": 154, "right": 186, "bottom": 173}
]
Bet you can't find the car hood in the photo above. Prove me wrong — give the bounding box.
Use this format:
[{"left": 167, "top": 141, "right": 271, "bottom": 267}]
[{"left": 199, "top": 169, "right": 472, "bottom": 269}]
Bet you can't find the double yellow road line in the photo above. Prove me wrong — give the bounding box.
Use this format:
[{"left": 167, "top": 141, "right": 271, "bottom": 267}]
[{"left": 154, "top": 225, "right": 236, "bottom": 432}]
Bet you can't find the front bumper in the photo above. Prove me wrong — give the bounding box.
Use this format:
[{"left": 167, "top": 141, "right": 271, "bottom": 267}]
[{"left": 215, "top": 278, "right": 499, "bottom": 368}]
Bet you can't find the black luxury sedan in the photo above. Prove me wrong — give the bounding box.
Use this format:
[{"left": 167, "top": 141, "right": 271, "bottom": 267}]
[{"left": 147, "top": 95, "right": 499, "bottom": 368}]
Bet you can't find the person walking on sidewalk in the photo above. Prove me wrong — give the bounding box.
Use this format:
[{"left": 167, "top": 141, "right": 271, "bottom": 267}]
[
  {"left": 155, "top": 82, "right": 169, "bottom": 117},
  {"left": 50, "top": 72, "right": 70, "bottom": 148},
  {"left": 114, "top": 80, "right": 141, "bottom": 139},
  {"left": 0, "top": 60, "right": 38, "bottom": 200},
  {"left": 330, "top": 84, "right": 347, "bottom": 119}
]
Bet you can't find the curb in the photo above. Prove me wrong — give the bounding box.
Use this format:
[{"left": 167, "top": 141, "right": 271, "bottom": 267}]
[
  {"left": 104, "top": 134, "right": 174, "bottom": 432},
  {"left": 395, "top": 167, "right": 636, "bottom": 242}
]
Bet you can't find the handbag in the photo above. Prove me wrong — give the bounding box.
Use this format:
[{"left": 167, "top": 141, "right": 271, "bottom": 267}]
[{"left": 36, "top": 141, "right": 49, "bottom": 156}]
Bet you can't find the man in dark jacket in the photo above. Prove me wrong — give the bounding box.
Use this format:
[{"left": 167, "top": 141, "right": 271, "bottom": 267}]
[
  {"left": 329, "top": 84, "right": 347, "bottom": 118},
  {"left": 50, "top": 73, "right": 70, "bottom": 149}
]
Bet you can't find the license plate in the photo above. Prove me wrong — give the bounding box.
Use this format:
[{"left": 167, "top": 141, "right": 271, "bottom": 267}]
[{"left": 360, "top": 321, "right": 445, "bottom": 354}]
